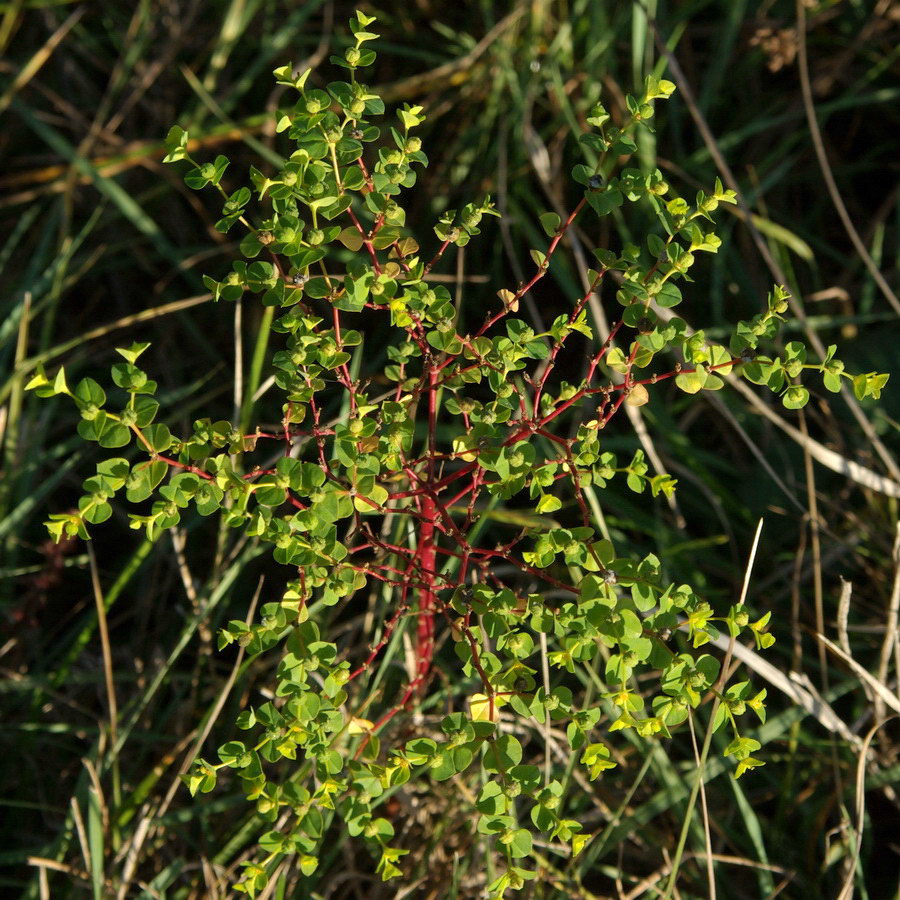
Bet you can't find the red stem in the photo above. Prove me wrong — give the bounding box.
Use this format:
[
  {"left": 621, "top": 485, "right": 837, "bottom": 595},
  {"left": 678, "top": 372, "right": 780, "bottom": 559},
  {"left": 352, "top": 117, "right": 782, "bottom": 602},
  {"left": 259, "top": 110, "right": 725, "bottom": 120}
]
[
  {"left": 424, "top": 238, "right": 452, "bottom": 275},
  {"left": 415, "top": 363, "right": 439, "bottom": 688},
  {"left": 345, "top": 205, "right": 381, "bottom": 274}
]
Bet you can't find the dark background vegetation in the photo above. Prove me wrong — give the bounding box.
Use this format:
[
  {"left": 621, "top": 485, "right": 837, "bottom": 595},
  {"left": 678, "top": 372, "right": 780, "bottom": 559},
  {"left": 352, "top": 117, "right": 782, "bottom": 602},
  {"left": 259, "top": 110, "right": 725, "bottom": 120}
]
[{"left": 1, "top": 1, "right": 898, "bottom": 897}]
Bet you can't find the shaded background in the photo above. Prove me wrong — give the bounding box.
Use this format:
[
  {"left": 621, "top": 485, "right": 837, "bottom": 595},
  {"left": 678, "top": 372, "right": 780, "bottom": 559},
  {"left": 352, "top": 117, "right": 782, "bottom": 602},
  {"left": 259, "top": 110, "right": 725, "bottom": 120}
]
[{"left": 1, "top": 1, "right": 898, "bottom": 897}]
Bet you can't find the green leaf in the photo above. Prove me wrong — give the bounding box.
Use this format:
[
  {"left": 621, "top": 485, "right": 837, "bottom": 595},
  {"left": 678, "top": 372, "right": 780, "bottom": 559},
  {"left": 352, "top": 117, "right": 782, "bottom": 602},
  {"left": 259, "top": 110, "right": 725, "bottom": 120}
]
[
  {"left": 184, "top": 759, "right": 217, "bottom": 796},
  {"left": 163, "top": 125, "right": 189, "bottom": 163},
  {"left": 97, "top": 420, "right": 131, "bottom": 449},
  {"left": 725, "top": 736, "right": 761, "bottom": 761},
  {"left": 74, "top": 377, "right": 105, "bottom": 409},
  {"left": 586, "top": 188, "right": 623, "bottom": 216},
  {"left": 781, "top": 386, "right": 809, "bottom": 410},
  {"left": 853, "top": 371, "right": 889, "bottom": 400},
  {"left": 539, "top": 212, "right": 561, "bottom": 237},
  {"left": 506, "top": 828, "right": 532, "bottom": 858},
  {"left": 195, "top": 481, "right": 224, "bottom": 516},
  {"left": 484, "top": 734, "right": 522, "bottom": 772},
  {"left": 606, "top": 347, "right": 629, "bottom": 374},
  {"left": 115, "top": 342, "right": 151, "bottom": 364},
  {"left": 126, "top": 460, "right": 167, "bottom": 502},
  {"left": 655, "top": 282, "right": 682, "bottom": 308},
  {"left": 535, "top": 493, "right": 561, "bottom": 514},
  {"left": 675, "top": 369, "right": 706, "bottom": 394},
  {"left": 143, "top": 424, "right": 172, "bottom": 452}
]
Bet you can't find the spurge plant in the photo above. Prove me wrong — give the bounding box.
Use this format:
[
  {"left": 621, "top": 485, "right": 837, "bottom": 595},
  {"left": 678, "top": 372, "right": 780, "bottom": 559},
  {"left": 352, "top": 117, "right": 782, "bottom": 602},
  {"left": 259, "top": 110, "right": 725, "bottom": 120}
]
[{"left": 29, "top": 11, "right": 888, "bottom": 896}]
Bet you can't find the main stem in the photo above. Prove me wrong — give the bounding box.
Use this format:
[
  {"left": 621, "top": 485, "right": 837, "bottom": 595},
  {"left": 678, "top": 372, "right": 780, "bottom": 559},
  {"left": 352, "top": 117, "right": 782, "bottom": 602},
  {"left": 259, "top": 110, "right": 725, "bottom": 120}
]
[{"left": 415, "top": 364, "right": 439, "bottom": 687}]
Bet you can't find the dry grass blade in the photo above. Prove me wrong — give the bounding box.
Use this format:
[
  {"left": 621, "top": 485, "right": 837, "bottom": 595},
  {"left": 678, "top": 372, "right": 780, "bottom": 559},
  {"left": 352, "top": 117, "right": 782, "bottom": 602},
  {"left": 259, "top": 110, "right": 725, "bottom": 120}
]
[
  {"left": 87, "top": 543, "right": 120, "bottom": 805},
  {"left": 875, "top": 522, "right": 900, "bottom": 724},
  {"left": 1, "top": 291, "right": 31, "bottom": 466},
  {"left": 688, "top": 712, "right": 716, "bottom": 900},
  {"left": 0, "top": 292, "right": 212, "bottom": 405},
  {"left": 798, "top": 409, "right": 828, "bottom": 687},
  {"left": 624, "top": 854, "right": 791, "bottom": 900},
  {"left": 815, "top": 633, "right": 900, "bottom": 716},
  {"left": 710, "top": 518, "right": 765, "bottom": 716},
  {"left": 837, "top": 577, "right": 853, "bottom": 655},
  {"left": 27, "top": 857, "right": 89, "bottom": 881},
  {"left": 380, "top": 7, "right": 527, "bottom": 101},
  {"left": 114, "top": 579, "right": 263, "bottom": 898},
  {"left": 795, "top": 0, "right": 900, "bottom": 319},
  {"left": 0, "top": 6, "right": 84, "bottom": 117},
  {"left": 68, "top": 795, "right": 91, "bottom": 880},
  {"left": 708, "top": 633, "right": 861, "bottom": 747},
  {"left": 837, "top": 715, "right": 899, "bottom": 900},
  {"left": 0, "top": 123, "right": 269, "bottom": 205},
  {"left": 704, "top": 392, "right": 805, "bottom": 513}
]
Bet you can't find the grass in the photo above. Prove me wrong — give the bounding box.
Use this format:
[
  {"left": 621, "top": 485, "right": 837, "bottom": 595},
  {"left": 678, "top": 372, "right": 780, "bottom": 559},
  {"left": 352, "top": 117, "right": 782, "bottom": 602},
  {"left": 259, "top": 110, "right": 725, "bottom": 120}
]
[{"left": 1, "top": 1, "right": 898, "bottom": 897}]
